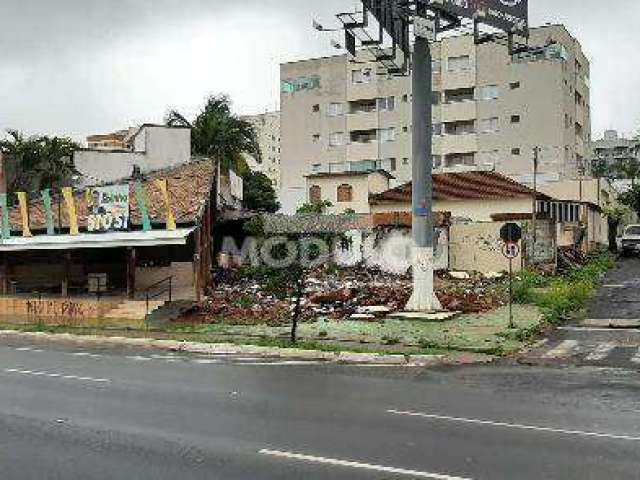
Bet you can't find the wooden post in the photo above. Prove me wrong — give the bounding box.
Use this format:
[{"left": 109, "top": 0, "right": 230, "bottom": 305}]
[
  {"left": 194, "top": 227, "right": 202, "bottom": 305},
  {"left": 127, "top": 247, "right": 137, "bottom": 300},
  {"left": 1, "top": 254, "right": 8, "bottom": 295},
  {"left": 62, "top": 251, "right": 71, "bottom": 297}
]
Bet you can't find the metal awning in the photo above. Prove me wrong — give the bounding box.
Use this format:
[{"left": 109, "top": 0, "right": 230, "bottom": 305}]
[{"left": 0, "top": 228, "right": 196, "bottom": 252}]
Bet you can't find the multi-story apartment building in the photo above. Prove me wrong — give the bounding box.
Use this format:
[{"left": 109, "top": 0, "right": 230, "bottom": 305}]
[
  {"left": 280, "top": 24, "right": 591, "bottom": 213},
  {"left": 242, "top": 111, "right": 282, "bottom": 190},
  {"left": 592, "top": 130, "right": 639, "bottom": 168}
]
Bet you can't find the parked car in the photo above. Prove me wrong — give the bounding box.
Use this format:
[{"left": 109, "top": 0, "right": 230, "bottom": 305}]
[{"left": 620, "top": 225, "right": 640, "bottom": 256}]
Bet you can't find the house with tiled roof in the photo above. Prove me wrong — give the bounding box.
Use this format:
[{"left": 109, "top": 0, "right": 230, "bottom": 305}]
[{"left": 370, "top": 171, "right": 553, "bottom": 222}]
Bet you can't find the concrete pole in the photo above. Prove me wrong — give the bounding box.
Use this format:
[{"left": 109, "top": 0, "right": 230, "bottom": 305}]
[{"left": 405, "top": 32, "right": 442, "bottom": 312}]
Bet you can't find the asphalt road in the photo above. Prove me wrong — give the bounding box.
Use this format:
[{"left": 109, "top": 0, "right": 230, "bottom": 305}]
[
  {"left": 525, "top": 256, "right": 640, "bottom": 370},
  {"left": 0, "top": 336, "right": 639, "bottom": 480}
]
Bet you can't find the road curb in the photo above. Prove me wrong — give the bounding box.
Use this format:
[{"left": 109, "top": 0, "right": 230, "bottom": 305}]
[{"left": 0, "top": 329, "right": 452, "bottom": 367}]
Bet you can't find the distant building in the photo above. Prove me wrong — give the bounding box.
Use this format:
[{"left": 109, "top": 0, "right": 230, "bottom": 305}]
[
  {"left": 86, "top": 129, "right": 135, "bottom": 150},
  {"left": 242, "top": 111, "right": 281, "bottom": 190},
  {"left": 305, "top": 170, "right": 393, "bottom": 214},
  {"left": 592, "top": 129, "right": 639, "bottom": 168},
  {"left": 74, "top": 125, "right": 191, "bottom": 185},
  {"left": 279, "top": 24, "right": 591, "bottom": 213}
]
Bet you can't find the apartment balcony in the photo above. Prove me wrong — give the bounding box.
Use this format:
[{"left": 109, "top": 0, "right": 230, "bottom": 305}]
[
  {"left": 439, "top": 100, "right": 477, "bottom": 123},
  {"left": 346, "top": 112, "right": 380, "bottom": 132},
  {"left": 347, "top": 141, "right": 379, "bottom": 160},
  {"left": 436, "top": 133, "right": 478, "bottom": 155}
]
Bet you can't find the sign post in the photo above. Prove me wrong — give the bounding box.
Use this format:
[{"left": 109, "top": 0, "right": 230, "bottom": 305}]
[{"left": 501, "top": 223, "right": 522, "bottom": 329}]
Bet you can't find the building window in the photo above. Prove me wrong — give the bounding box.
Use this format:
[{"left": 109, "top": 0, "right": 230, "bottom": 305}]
[
  {"left": 511, "top": 115, "right": 521, "bottom": 124},
  {"left": 432, "top": 92, "right": 441, "bottom": 105},
  {"left": 309, "top": 185, "right": 322, "bottom": 203},
  {"left": 478, "top": 85, "right": 499, "bottom": 100},
  {"left": 329, "top": 132, "right": 344, "bottom": 147},
  {"left": 327, "top": 102, "right": 344, "bottom": 116},
  {"left": 446, "top": 153, "right": 476, "bottom": 167},
  {"left": 352, "top": 68, "right": 373, "bottom": 84},
  {"left": 379, "top": 127, "right": 396, "bottom": 143},
  {"left": 433, "top": 123, "right": 443, "bottom": 136},
  {"left": 433, "top": 155, "right": 443, "bottom": 168},
  {"left": 312, "top": 134, "right": 320, "bottom": 142},
  {"left": 402, "top": 94, "right": 409, "bottom": 102},
  {"left": 447, "top": 55, "right": 471, "bottom": 72},
  {"left": 337, "top": 184, "right": 353, "bottom": 203},
  {"left": 403, "top": 158, "right": 409, "bottom": 165},
  {"left": 312, "top": 104, "right": 320, "bottom": 113},
  {"left": 376, "top": 96, "right": 395, "bottom": 111},
  {"left": 510, "top": 81, "right": 521, "bottom": 90},
  {"left": 512, "top": 148, "right": 521, "bottom": 155},
  {"left": 445, "top": 87, "right": 475, "bottom": 103},
  {"left": 480, "top": 117, "right": 499, "bottom": 133}
]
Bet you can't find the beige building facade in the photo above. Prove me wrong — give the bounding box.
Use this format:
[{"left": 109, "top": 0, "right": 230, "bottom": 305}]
[
  {"left": 242, "top": 111, "right": 281, "bottom": 190},
  {"left": 280, "top": 24, "right": 591, "bottom": 213}
]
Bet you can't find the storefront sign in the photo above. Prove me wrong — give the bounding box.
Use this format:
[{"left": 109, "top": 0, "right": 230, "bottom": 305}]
[{"left": 87, "top": 185, "right": 130, "bottom": 232}]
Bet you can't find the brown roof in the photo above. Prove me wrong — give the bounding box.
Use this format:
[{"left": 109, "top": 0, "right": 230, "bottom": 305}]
[
  {"left": 370, "top": 171, "right": 552, "bottom": 204},
  {"left": 8, "top": 160, "right": 214, "bottom": 233}
]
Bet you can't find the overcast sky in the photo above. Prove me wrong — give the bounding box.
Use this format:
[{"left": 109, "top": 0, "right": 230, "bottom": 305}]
[{"left": 0, "top": 0, "right": 638, "bottom": 142}]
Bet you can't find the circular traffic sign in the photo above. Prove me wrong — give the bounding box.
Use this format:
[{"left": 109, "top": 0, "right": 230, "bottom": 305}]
[{"left": 502, "top": 242, "right": 520, "bottom": 259}]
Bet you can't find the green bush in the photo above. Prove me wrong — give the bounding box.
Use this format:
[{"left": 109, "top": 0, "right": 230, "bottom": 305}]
[{"left": 512, "top": 252, "right": 615, "bottom": 325}]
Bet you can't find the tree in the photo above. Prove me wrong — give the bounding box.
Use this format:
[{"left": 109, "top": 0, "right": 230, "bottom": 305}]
[
  {"left": 166, "top": 95, "right": 260, "bottom": 173},
  {"left": 0, "top": 130, "right": 78, "bottom": 192},
  {"left": 297, "top": 201, "right": 333, "bottom": 214},
  {"left": 602, "top": 204, "right": 630, "bottom": 253},
  {"left": 242, "top": 171, "right": 280, "bottom": 212},
  {"left": 618, "top": 184, "right": 640, "bottom": 218},
  {"left": 614, "top": 158, "right": 640, "bottom": 185}
]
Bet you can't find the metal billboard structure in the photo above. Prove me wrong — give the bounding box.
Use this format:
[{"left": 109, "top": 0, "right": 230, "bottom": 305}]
[{"left": 327, "top": 0, "right": 530, "bottom": 311}]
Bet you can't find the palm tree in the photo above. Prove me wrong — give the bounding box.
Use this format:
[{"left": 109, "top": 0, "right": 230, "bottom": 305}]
[
  {"left": 0, "top": 130, "right": 78, "bottom": 193},
  {"left": 166, "top": 95, "right": 261, "bottom": 174}
]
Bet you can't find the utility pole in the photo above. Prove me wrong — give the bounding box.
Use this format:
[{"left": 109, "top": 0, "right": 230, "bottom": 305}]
[
  {"left": 531, "top": 146, "right": 540, "bottom": 262},
  {"left": 406, "top": 4, "right": 441, "bottom": 312}
]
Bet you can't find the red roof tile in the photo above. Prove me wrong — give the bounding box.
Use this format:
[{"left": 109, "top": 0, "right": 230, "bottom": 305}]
[{"left": 370, "top": 171, "right": 552, "bottom": 204}]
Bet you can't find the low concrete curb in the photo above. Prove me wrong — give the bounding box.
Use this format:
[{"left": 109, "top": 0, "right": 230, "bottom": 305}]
[{"left": 0, "top": 330, "right": 447, "bottom": 367}]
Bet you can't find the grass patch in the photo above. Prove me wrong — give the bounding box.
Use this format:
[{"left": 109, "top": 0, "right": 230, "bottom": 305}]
[{"left": 512, "top": 251, "right": 616, "bottom": 325}]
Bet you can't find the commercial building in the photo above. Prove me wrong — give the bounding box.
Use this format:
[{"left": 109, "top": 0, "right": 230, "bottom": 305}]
[
  {"left": 242, "top": 111, "right": 282, "bottom": 190},
  {"left": 280, "top": 24, "right": 591, "bottom": 213}
]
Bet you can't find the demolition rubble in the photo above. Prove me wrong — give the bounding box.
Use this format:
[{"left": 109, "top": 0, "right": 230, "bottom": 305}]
[{"left": 185, "top": 266, "right": 508, "bottom": 326}]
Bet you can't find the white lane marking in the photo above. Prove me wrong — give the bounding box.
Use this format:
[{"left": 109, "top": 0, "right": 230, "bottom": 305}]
[
  {"left": 15, "top": 347, "right": 33, "bottom": 351},
  {"left": 240, "top": 361, "right": 323, "bottom": 366},
  {"left": 259, "top": 449, "right": 472, "bottom": 480},
  {"left": 603, "top": 285, "right": 625, "bottom": 288},
  {"left": 632, "top": 348, "right": 640, "bottom": 365},
  {"left": 388, "top": 410, "right": 640, "bottom": 442},
  {"left": 4, "top": 368, "right": 110, "bottom": 383},
  {"left": 126, "top": 355, "right": 152, "bottom": 361},
  {"left": 543, "top": 340, "right": 579, "bottom": 358},
  {"left": 585, "top": 343, "right": 617, "bottom": 361},
  {"left": 192, "top": 359, "right": 223, "bottom": 364}
]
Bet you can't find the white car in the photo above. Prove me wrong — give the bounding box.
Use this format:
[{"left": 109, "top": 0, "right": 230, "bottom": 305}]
[{"left": 620, "top": 225, "right": 640, "bottom": 256}]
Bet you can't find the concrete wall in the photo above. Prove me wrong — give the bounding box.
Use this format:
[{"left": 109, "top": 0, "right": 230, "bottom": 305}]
[
  {"left": 135, "top": 262, "right": 195, "bottom": 301},
  {"left": 75, "top": 126, "right": 191, "bottom": 185},
  {"left": 450, "top": 222, "right": 524, "bottom": 273},
  {"left": 0, "top": 296, "right": 125, "bottom": 327}
]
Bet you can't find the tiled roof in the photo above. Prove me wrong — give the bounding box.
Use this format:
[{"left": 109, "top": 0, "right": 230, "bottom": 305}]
[
  {"left": 8, "top": 160, "right": 214, "bottom": 233},
  {"left": 370, "top": 171, "right": 552, "bottom": 204}
]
